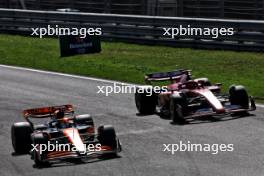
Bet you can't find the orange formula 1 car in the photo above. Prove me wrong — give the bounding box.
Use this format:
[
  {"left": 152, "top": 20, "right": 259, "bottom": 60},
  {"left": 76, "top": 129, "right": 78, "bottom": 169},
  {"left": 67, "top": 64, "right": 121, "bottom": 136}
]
[
  {"left": 11, "top": 105, "right": 122, "bottom": 166},
  {"left": 135, "top": 69, "right": 256, "bottom": 124}
]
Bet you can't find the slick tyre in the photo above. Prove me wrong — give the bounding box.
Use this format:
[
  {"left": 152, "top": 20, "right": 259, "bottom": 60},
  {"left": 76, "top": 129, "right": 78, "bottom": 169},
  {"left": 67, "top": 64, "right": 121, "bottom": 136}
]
[
  {"left": 98, "top": 125, "right": 119, "bottom": 157},
  {"left": 170, "top": 94, "right": 187, "bottom": 125},
  {"left": 11, "top": 122, "right": 33, "bottom": 154},
  {"left": 170, "top": 102, "right": 186, "bottom": 125},
  {"left": 229, "top": 85, "right": 249, "bottom": 109},
  {"left": 135, "top": 88, "right": 157, "bottom": 115},
  {"left": 31, "top": 133, "right": 49, "bottom": 167},
  {"left": 75, "top": 114, "right": 94, "bottom": 126}
]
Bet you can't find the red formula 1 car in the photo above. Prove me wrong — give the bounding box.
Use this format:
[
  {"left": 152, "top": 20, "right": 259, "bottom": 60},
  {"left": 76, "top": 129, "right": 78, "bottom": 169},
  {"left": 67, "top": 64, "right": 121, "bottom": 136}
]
[
  {"left": 135, "top": 69, "right": 256, "bottom": 124},
  {"left": 11, "top": 105, "right": 122, "bottom": 166}
]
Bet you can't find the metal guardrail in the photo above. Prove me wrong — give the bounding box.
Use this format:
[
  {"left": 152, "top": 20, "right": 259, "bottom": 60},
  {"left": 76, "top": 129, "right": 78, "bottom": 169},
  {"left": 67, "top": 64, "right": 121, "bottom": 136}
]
[
  {"left": 2, "top": 0, "right": 264, "bottom": 20},
  {"left": 0, "top": 8, "right": 264, "bottom": 51}
]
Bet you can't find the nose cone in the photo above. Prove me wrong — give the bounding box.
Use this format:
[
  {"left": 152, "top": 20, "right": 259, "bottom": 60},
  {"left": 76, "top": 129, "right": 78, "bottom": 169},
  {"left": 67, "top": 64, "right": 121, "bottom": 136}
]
[
  {"left": 194, "top": 89, "right": 225, "bottom": 114},
  {"left": 215, "top": 108, "right": 226, "bottom": 114},
  {"left": 63, "top": 128, "right": 86, "bottom": 153}
]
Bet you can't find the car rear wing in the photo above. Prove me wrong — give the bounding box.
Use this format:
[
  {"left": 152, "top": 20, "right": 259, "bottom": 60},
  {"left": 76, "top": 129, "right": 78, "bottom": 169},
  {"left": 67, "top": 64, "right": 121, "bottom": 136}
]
[
  {"left": 145, "top": 69, "right": 191, "bottom": 82},
  {"left": 23, "top": 104, "right": 74, "bottom": 118}
]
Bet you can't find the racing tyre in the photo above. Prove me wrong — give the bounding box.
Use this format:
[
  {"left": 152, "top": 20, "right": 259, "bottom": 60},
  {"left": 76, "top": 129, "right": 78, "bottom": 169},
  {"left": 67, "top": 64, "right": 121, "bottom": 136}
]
[
  {"left": 11, "top": 122, "right": 33, "bottom": 154},
  {"left": 135, "top": 87, "right": 157, "bottom": 115},
  {"left": 98, "top": 125, "right": 119, "bottom": 157},
  {"left": 75, "top": 114, "right": 94, "bottom": 126},
  {"left": 170, "top": 94, "right": 187, "bottom": 124},
  {"left": 31, "top": 133, "right": 49, "bottom": 167},
  {"left": 229, "top": 85, "right": 249, "bottom": 109}
]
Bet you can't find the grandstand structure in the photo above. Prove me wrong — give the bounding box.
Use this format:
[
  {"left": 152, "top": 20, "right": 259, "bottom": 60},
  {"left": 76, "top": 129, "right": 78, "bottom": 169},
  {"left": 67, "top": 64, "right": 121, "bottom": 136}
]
[{"left": 1, "top": 0, "right": 264, "bottom": 20}]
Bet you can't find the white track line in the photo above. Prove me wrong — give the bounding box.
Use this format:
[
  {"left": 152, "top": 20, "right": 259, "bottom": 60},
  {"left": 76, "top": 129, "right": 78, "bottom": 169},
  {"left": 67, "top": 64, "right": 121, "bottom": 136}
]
[
  {"left": 256, "top": 104, "right": 264, "bottom": 108},
  {"left": 0, "top": 64, "right": 134, "bottom": 85},
  {"left": 0, "top": 64, "right": 263, "bottom": 108}
]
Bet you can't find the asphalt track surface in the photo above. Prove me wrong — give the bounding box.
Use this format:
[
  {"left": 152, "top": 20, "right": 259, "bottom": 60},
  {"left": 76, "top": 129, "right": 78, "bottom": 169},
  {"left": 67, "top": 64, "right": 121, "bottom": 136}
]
[{"left": 0, "top": 65, "right": 263, "bottom": 176}]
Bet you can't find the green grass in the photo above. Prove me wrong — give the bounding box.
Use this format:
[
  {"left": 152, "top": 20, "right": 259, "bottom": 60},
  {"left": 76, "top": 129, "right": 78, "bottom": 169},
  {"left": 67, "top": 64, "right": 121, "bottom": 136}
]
[{"left": 0, "top": 34, "right": 264, "bottom": 100}]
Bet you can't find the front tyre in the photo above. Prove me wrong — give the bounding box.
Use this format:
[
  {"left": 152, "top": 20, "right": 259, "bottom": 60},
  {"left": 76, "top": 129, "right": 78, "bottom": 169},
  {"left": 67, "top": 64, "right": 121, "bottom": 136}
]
[
  {"left": 31, "top": 133, "right": 49, "bottom": 167},
  {"left": 98, "top": 125, "right": 120, "bottom": 157},
  {"left": 170, "top": 94, "right": 187, "bottom": 124},
  {"left": 170, "top": 101, "right": 186, "bottom": 124},
  {"left": 229, "top": 85, "right": 249, "bottom": 109},
  {"left": 135, "top": 87, "right": 157, "bottom": 115},
  {"left": 11, "top": 122, "right": 33, "bottom": 154}
]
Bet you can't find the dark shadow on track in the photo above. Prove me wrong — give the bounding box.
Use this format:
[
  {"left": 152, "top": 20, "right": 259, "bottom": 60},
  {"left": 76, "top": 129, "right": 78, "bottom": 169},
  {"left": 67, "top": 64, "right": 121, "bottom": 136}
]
[
  {"left": 169, "top": 113, "right": 255, "bottom": 126},
  {"left": 32, "top": 155, "right": 122, "bottom": 169},
  {"left": 136, "top": 113, "right": 148, "bottom": 117},
  {"left": 11, "top": 152, "right": 27, "bottom": 156},
  {"left": 11, "top": 152, "right": 121, "bottom": 169},
  {"left": 135, "top": 111, "right": 255, "bottom": 126}
]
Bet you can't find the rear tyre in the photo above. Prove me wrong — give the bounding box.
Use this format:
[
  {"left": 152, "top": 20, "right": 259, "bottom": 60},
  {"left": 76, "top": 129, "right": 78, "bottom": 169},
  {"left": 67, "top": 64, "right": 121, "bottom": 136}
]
[
  {"left": 98, "top": 125, "right": 119, "bottom": 157},
  {"left": 31, "top": 133, "right": 49, "bottom": 167},
  {"left": 11, "top": 122, "right": 33, "bottom": 154},
  {"left": 75, "top": 114, "right": 94, "bottom": 126},
  {"left": 135, "top": 87, "right": 157, "bottom": 115}
]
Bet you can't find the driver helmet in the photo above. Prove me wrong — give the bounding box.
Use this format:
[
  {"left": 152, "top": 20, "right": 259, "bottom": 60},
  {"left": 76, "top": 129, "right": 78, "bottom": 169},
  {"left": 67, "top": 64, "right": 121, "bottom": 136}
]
[
  {"left": 54, "top": 109, "right": 65, "bottom": 120},
  {"left": 54, "top": 109, "right": 71, "bottom": 128}
]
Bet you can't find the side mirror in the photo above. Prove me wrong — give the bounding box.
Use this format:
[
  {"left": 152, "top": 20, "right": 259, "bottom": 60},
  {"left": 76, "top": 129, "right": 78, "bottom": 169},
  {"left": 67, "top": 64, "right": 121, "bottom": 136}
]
[{"left": 144, "top": 76, "right": 151, "bottom": 84}]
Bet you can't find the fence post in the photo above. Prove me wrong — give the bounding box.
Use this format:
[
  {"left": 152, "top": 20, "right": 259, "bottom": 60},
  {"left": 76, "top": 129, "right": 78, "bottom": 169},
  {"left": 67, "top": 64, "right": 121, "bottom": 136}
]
[
  {"left": 155, "top": 0, "right": 158, "bottom": 16},
  {"left": 5, "top": 0, "right": 8, "bottom": 8},
  {"left": 141, "top": 0, "right": 147, "bottom": 15},
  {"left": 219, "top": 0, "right": 224, "bottom": 18},
  {"left": 69, "top": 0, "right": 74, "bottom": 9},
  {"left": 147, "top": 0, "right": 156, "bottom": 16},
  {"left": 37, "top": 0, "right": 40, "bottom": 10},
  {"left": 104, "top": 0, "right": 111, "bottom": 13},
  {"left": 260, "top": 0, "right": 264, "bottom": 20},
  {"left": 263, "top": 0, "right": 264, "bottom": 20},
  {"left": 197, "top": 0, "right": 200, "bottom": 17},
  {"left": 178, "top": 0, "right": 183, "bottom": 16}
]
